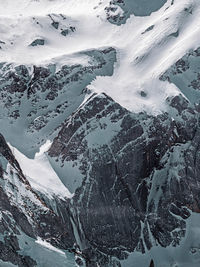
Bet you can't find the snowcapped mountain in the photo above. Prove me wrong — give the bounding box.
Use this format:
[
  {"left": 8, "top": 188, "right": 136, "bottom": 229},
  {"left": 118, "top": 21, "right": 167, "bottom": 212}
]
[{"left": 0, "top": 0, "right": 200, "bottom": 266}]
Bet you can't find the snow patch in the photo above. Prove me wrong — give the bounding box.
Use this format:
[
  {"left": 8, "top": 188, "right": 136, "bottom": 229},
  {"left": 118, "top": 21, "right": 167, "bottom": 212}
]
[
  {"left": 35, "top": 237, "right": 65, "bottom": 255},
  {"left": 8, "top": 142, "right": 73, "bottom": 199}
]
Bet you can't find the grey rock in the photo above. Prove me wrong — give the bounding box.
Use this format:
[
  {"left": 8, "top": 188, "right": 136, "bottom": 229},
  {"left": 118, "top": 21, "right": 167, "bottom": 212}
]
[
  {"left": 0, "top": 133, "right": 75, "bottom": 265},
  {"left": 0, "top": 47, "right": 116, "bottom": 157},
  {"left": 51, "top": 21, "right": 59, "bottom": 29},
  {"left": 29, "top": 39, "right": 45, "bottom": 46},
  {"left": 61, "top": 29, "right": 69, "bottom": 36},
  {"left": 141, "top": 25, "right": 154, "bottom": 34},
  {"left": 160, "top": 47, "right": 200, "bottom": 104},
  {"left": 1, "top": 46, "right": 200, "bottom": 267},
  {"left": 48, "top": 92, "right": 200, "bottom": 265}
]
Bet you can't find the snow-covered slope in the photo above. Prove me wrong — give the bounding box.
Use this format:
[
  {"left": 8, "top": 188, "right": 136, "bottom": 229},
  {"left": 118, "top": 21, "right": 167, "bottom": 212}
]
[
  {"left": 0, "top": 0, "right": 200, "bottom": 114},
  {"left": 9, "top": 141, "right": 73, "bottom": 199}
]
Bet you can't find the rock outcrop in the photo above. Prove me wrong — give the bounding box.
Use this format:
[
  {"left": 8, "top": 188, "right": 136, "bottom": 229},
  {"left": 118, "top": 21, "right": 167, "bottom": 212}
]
[
  {"left": 0, "top": 47, "right": 116, "bottom": 157},
  {"left": 48, "top": 92, "right": 200, "bottom": 266},
  {"left": 0, "top": 133, "right": 75, "bottom": 266},
  {"left": 0, "top": 35, "right": 200, "bottom": 267}
]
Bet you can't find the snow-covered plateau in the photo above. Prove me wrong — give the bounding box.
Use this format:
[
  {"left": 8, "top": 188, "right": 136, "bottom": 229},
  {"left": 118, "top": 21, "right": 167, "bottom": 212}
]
[{"left": 0, "top": 0, "right": 200, "bottom": 266}]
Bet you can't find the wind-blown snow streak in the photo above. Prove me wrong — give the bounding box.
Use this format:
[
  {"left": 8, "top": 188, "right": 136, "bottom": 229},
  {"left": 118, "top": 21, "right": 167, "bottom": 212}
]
[{"left": 0, "top": 0, "right": 200, "bottom": 112}]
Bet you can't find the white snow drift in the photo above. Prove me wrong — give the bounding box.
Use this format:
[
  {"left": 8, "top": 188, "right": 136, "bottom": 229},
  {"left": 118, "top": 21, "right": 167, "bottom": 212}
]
[{"left": 0, "top": 0, "right": 200, "bottom": 113}]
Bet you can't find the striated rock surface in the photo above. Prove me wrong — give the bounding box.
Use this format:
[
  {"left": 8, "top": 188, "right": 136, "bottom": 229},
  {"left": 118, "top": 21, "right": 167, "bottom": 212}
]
[
  {"left": 48, "top": 91, "right": 200, "bottom": 266},
  {"left": 1, "top": 49, "right": 200, "bottom": 265}
]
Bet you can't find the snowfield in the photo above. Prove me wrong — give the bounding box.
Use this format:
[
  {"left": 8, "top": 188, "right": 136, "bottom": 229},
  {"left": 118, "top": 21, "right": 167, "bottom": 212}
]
[{"left": 0, "top": 0, "right": 200, "bottom": 113}]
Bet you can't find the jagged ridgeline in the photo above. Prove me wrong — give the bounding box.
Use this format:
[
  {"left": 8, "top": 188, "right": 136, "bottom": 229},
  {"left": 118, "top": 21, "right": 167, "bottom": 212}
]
[{"left": 0, "top": 0, "right": 200, "bottom": 267}]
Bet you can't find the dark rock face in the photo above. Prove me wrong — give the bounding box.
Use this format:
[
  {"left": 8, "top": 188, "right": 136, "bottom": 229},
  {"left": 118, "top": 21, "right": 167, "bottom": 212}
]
[
  {"left": 0, "top": 47, "right": 116, "bottom": 157},
  {"left": 0, "top": 236, "right": 36, "bottom": 267},
  {"left": 0, "top": 133, "right": 75, "bottom": 266},
  {"left": 30, "top": 39, "right": 45, "bottom": 46},
  {"left": 0, "top": 47, "right": 117, "bottom": 266},
  {"left": 160, "top": 47, "right": 200, "bottom": 104},
  {"left": 47, "top": 13, "right": 76, "bottom": 36},
  {"left": 48, "top": 92, "right": 200, "bottom": 265},
  {"left": 1, "top": 45, "right": 200, "bottom": 266},
  {"left": 61, "top": 26, "right": 76, "bottom": 36},
  {"left": 141, "top": 25, "right": 154, "bottom": 34}
]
